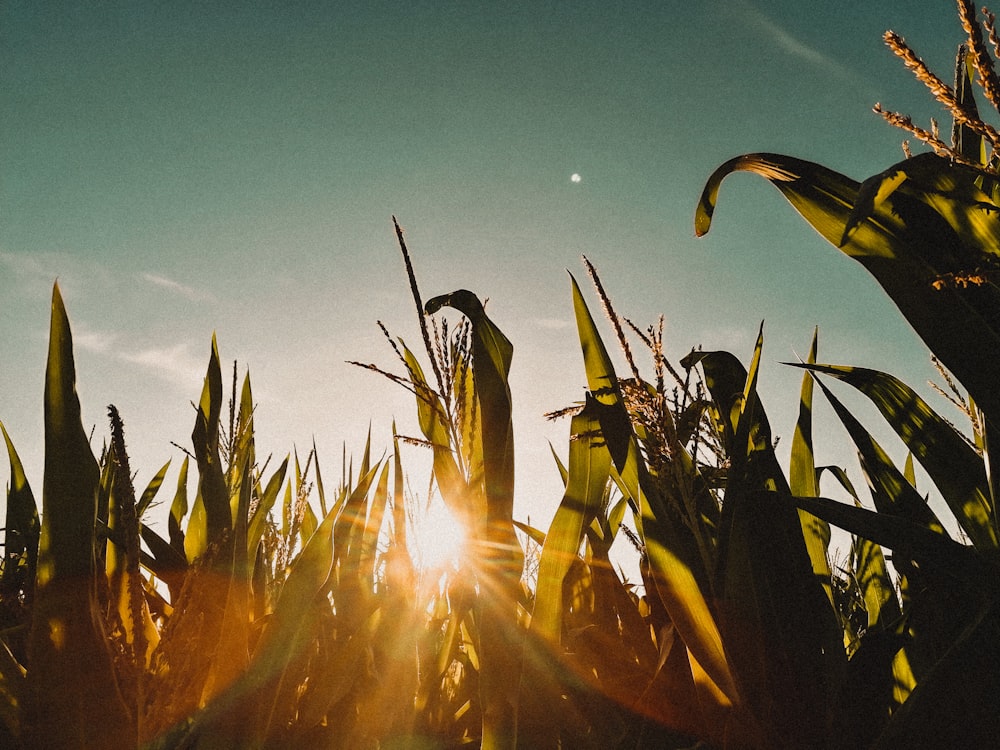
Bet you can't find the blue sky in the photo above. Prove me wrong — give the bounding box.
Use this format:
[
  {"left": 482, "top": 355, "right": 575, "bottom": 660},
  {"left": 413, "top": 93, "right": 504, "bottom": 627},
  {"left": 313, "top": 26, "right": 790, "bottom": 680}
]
[{"left": 1, "top": 1, "right": 971, "bottom": 551}]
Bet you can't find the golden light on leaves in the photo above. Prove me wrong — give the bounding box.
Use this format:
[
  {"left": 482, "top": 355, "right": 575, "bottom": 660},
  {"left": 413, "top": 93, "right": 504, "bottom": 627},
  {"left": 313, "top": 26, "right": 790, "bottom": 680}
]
[{"left": 410, "top": 498, "right": 466, "bottom": 573}]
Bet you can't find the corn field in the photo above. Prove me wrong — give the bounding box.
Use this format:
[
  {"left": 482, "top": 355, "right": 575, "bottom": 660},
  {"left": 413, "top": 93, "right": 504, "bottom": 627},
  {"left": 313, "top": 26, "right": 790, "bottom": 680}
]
[{"left": 2, "top": 4, "right": 1000, "bottom": 748}]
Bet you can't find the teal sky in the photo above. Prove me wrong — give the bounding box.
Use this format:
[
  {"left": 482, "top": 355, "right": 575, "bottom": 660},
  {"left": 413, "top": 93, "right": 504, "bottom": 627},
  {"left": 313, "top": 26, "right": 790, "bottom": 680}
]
[{"left": 1, "top": 2, "right": 970, "bottom": 548}]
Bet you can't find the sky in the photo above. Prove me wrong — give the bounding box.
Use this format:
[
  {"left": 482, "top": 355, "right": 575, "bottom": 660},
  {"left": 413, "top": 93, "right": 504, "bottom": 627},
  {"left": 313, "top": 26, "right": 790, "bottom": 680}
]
[{"left": 1, "top": 1, "right": 974, "bottom": 563}]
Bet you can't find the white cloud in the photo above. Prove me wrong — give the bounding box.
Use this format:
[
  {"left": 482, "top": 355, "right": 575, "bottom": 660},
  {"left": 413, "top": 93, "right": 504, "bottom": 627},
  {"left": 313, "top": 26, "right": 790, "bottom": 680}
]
[
  {"left": 141, "top": 273, "right": 215, "bottom": 303},
  {"left": 72, "top": 324, "right": 118, "bottom": 354},
  {"left": 737, "top": 1, "right": 856, "bottom": 82},
  {"left": 118, "top": 343, "right": 205, "bottom": 388}
]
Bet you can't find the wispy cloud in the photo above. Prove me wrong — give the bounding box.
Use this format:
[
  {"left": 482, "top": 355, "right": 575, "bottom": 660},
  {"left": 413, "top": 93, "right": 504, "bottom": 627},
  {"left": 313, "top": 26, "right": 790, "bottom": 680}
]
[
  {"left": 736, "top": 1, "right": 857, "bottom": 83},
  {"left": 141, "top": 273, "right": 216, "bottom": 303},
  {"left": 118, "top": 342, "right": 205, "bottom": 388},
  {"left": 72, "top": 324, "right": 118, "bottom": 354}
]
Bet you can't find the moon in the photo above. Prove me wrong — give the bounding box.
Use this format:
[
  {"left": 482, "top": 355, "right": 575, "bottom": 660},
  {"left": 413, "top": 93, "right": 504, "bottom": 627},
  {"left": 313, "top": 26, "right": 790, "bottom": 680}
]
[{"left": 570, "top": 173, "right": 582, "bottom": 183}]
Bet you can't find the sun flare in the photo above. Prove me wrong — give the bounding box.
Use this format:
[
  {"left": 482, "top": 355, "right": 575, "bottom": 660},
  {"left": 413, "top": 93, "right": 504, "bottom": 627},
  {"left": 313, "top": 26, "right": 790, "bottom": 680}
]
[{"left": 410, "top": 499, "right": 466, "bottom": 573}]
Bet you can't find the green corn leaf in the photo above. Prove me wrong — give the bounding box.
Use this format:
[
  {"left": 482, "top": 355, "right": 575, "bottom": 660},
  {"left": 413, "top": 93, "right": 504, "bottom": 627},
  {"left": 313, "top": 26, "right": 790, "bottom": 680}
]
[
  {"left": 191, "top": 335, "right": 231, "bottom": 550},
  {"left": 794, "top": 362, "right": 996, "bottom": 550},
  {"left": 424, "top": 289, "right": 522, "bottom": 750},
  {"left": 0, "top": 421, "right": 39, "bottom": 608},
  {"left": 789, "top": 330, "right": 834, "bottom": 600},
  {"left": 549, "top": 440, "right": 570, "bottom": 487},
  {"left": 299, "top": 500, "right": 318, "bottom": 549},
  {"left": 785, "top": 492, "right": 998, "bottom": 593},
  {"left": 333, "top": 461, "right": 382, "bottom": 569},
  {"left": 313, "top": 437, "right": 328, "bottom": 517},
  {"left": 850, "top": 510, "right": 902, "bottom": 632},
  {"left": 226, "top": 373, "right": 255, "bottom": 529},
  {"left": 512, "top": 519, "right": 546, "bottom": 548},
  {"left": 696, "top": 152, "right": 1000, "bottom": 424},
  {"left": 184, "top": 487, "right": 208, "bottom": 564},
  {"left": 138, "top": 522, "right": 187, "bottom": 596},
  {"left": 812, "top": 376, "right": 949, "bottom": 534},
  {"left": 168, "top": 455, "right": 189, "bottom": 557},
  {"left": 359, "top": 460, "right": 391, "bottom": 586},
  {"left": 872, "top": 601, "right": 1000, "bottom": 749},
  {"left": 532, "top": 396, "right": 611, "bottom": 644},
  {"left": 425, "top": 290, "right": 515, "bottom": 537},
  {"left": 903, "top": 452, "right": 917, "bottom": 489},
  {"left": 248, "top": 455, "right": 289, "bottom": 558},
  {"left": 136, "top": 459, "right": 171, "bottom": 517},
  {"left": 569, "top": 273, "right": 738, "bottom": 710},
  {"left": 25, "top": 283, "right": 132, "bottom": 748},
  {"left": 688, "top": 344, "right": 844, "bottom": 748}
]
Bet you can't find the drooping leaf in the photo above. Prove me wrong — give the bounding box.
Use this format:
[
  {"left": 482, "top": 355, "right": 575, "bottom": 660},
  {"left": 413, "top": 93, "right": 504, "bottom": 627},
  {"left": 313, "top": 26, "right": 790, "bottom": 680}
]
[
  {"left": 786, "top": 493, "right": 997, "bottom": 594},
  {"left": 424, "top": 288, "right": 522, "bottom": 750},
  {"left": 696, "top": 152, "right": 1000, "bottom": 423}
]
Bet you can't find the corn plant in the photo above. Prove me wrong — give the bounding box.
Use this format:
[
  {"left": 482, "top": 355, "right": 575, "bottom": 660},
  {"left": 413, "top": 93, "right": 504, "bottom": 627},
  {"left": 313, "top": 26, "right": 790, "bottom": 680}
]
[
  {"left": 694, "top": 1, "right": 1000, "bottom": 745},
  {"left": 0, "top": 282, "right": 451, "bottom": 749}
]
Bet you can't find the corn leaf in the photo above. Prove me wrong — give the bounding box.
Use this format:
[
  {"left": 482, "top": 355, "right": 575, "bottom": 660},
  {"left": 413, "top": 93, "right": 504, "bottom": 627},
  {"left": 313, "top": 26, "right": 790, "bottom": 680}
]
[
  {"left": 136, "top": 459, "right": 171, "bottom": 517},
  {"left": 795, "top": 362, "right": 996, "bottom": 550},
  {"left": 248, "top": 455, "right": 289, "bottom": 559},
  {"left": 812, "top": 377, "right": 949, "bottom": 534},
  {"left": 697, "top": 152, "right": 1000, "bottom": 424},
  {"left": 789, "top": 330, "right": 834, "bottom": 600},
  {"left": 786, "top": 493, "right": 998, "bottom": 593},
  {"left": 168, "top": 455, "right": 189, "bottom": 558},
  {"left": 688, "top": 344, "right": 844, "bottom": 748},
  {"left": 425, "top": 289, "right": 522, "bottom": 750},
  {"left": 191, "top": 334, "right": 231, "bottom": 550},
  {"left": 0, "top": 422, "right": 39, "bottom": 608},
  {"left": 569, "top": 273, "right": 738, "bottom": 711},
  {"left": 24, "top": 283, "right": 132, "bottom": 748},
  {"left": 531, "top": 395, "right": 611, "bottom": 643}
]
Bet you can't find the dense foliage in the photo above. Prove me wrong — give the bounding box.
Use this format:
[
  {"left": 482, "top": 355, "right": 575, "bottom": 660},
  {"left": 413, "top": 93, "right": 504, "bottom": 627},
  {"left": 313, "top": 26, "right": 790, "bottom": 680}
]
[{"left": 2, "top": 3, "right": 999, "bottom": 748}]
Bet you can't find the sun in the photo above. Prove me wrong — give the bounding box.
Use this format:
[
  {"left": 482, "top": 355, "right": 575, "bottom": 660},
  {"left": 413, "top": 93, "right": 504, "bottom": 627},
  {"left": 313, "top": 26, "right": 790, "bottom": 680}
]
[{"left": 410, "top": 498, "right": 466, "bottom": 573}]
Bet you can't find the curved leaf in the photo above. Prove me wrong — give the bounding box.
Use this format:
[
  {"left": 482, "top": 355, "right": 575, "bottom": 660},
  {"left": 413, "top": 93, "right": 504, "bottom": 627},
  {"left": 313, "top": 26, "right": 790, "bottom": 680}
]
[
  {"left": 697, "top": 152, "right": 1000, "bottom": 423},
  {"left": 424, "top": 289, "right": 522, "bottom": 750}
]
